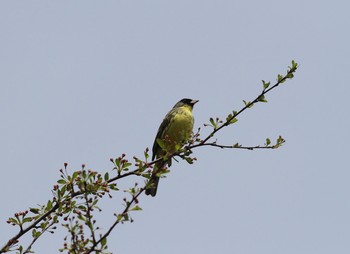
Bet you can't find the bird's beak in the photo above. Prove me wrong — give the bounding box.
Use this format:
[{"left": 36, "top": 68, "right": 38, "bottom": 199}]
[{"left": 191, "top": 99, "right": 199, "bottom": 105}]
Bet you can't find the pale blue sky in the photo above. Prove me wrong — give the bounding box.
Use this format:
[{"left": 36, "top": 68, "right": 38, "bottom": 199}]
[{"left": 1, "top": 1, "right": 350, "bottom": 253}]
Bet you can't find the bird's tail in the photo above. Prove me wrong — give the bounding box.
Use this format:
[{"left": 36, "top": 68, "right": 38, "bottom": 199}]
[
  {"left": 145, "top": 176, "right": 160, "bottom": 197},
  {"left": 145, "top": 159, "right": 168, "bottom": 197}
]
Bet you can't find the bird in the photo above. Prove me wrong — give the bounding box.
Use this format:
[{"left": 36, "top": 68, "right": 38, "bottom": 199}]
[{"left": 145, "top": 98, "right": 199, "bottom": 197}]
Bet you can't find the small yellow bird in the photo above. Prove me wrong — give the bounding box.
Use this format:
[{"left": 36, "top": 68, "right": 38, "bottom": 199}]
[{"left": 145, "top": 98, "right": 199, "bottom": 196}]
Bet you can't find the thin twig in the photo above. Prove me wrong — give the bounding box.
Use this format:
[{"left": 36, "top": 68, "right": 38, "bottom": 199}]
[
  {"left": 86, "top": 188, "right": 145, "bottom": 253},
  {"left": 23, "top": 220, "right": 56, "bottom": 254},
  {"left": 200, "top": 142, "right": 285, "bottom": 150},
  {"left": 84, "top": 182, "right": 97, "bottom": 247},
  {"left": 191, "top": 66, "right": 296, "bottom": 149}
]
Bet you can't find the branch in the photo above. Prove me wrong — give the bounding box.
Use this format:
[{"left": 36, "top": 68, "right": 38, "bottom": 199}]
[
  {"left": 86, "top": 187, "right": 145, "bottom": 253},
  {"left": 199, "top": 136, "right": 286, "bottom": 150},
  {"left": 190, "top": 60, "right": 298, "bottom": 149},
  {"left": 83, "top": 181, "right": 97, "bottom": 247},
  {"left": 1, "top": 60, "right": 298, "bottom": 253},
  {"left": 23, "top": 219, "right": 56, "bottom": 254},
  {"left": 1, "top": 157, "right": 160, "bottom": 253},
  {"left": 1, "top": 205, "right": 59, "bottom": 253}
]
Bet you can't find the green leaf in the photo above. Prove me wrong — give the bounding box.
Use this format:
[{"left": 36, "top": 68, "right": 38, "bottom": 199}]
[
  {"left": 277, "top": 74, "right": 285, "bottom": 83},
  {"left": 286, "top": 72, "right": 294, "bottom": 79},
  {"left": 144, "top": 150, "right": 149, "bottom": 159},
  {"left": 272, "top": 136, "right": 285, "bottom": 149},
  {"left": 123, "top": 213, "right": 129, "bottom": 221},
  {"left": 262, "top": 80, "right": 270, "bottom": 89},
  {"left": 233, "top": 143, "right": 241, "bottom": 148},
  {"left": 257, "top": 94, "right": 268, "bottom": 103},
  {"left": 226, "top": 113, "right": 237, "bottom": 124},
  {"left": 47, "top": 200, "right": 53, "bottom": 210},
  {"left": 32, "top": 229, "right": 37, "bottom": 238},
  {"left": 72, "top": 171, "right": 79, "bottom": 180},
  {"left": 266, "top": 138, "right": 271, "bottom": 146},
  {"left": 131, "top": 205, "right": 143, "bottom": 211},
  {"left": 291, "top": 60, "right": 298, "bottom": 70},
  {"left": 104, "top": 172, "right": 109, "bottom": 181},
  {"left": 101, "top": 236, "right": 107, "bottom": 247},
  {"left": 115, "top": 158, "right": 120, "bottom": 168},
  {"left": 155, "top": 169, "right": 170, "bottom": 177},
  {"left": 60, "top": 185, "right": 67, "bottom": 196},
  {"left": 226, "top": 113, "right": 233, "bottom": 122},
  {"left": 78, "top": 205, "right": 87, "bottom": 211},
  {"left": 8, "top": 218, "right": 18, "bottom": 224},
  {"left": 229, "top": 118, "right": 238, "bottom": 124},
  {"left": 184, "top": 157, "right": 194, "bottom": 164},
  {"left": 40, "top": 221, "right": 48, "bottom": 230},
  {"left": 30, "top": 208, "right": 40, "bottom": 214},
  {"left": 243, "top": 100, "right": 253, "bottom": 108},
  {"left": 209, "top": 117, "right": 215, "bottom": 126},
  {"left": 142, "top": 173, "right": 151, "bottom": 179},
  {"left": 109, "top": 183, "right": 119, "bottom": 191},
  {"left": 23, "top": 217, "right": 33, "bottom": 224},
  {"left": 277, "top": 135, "right": 284, "bottom": 144},
  {"left": 123, "top": 162, "right": 132, "bottom": 169},
  {"left": 57, "top": 179, "right": 66, "bottom": 185},
  {"left": 35, "top": 231, "right": 41, "bottom": 238}
]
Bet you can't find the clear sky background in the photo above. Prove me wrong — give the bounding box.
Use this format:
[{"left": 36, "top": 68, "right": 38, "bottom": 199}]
[{"left": 1, "top": 1, "right": 349, "bottom": 253}]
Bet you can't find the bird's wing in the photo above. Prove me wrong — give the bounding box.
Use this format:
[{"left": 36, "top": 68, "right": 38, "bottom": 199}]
[{"left": 152, "top": 108, "right": 176, "bottom": 161}]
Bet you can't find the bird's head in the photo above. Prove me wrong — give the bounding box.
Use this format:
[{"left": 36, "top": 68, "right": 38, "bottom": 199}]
[{"left": 173, "top": 98, "right": 199, "bottom": 109}]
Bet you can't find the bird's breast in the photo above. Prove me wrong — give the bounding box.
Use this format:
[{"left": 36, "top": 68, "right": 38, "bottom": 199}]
[{"left": 166, "top": 107, "right": 194, "bottom": 146}]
